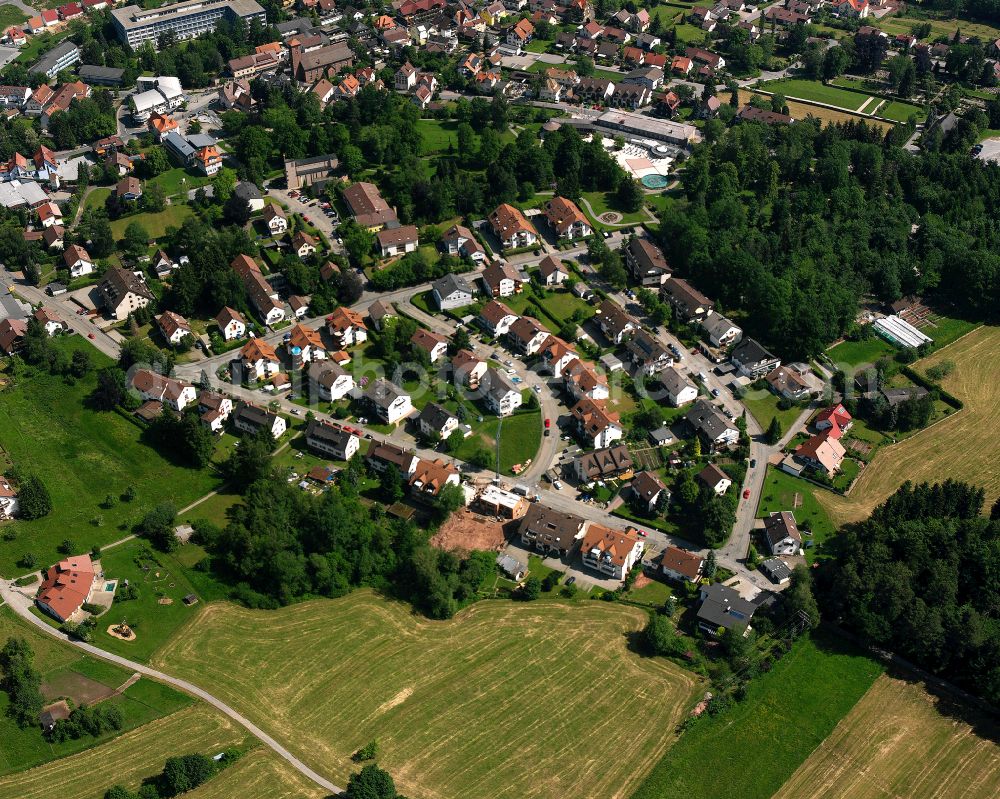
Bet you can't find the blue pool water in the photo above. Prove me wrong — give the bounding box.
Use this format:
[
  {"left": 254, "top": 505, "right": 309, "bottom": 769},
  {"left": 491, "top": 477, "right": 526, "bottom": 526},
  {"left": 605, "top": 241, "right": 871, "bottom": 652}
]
[{"left": 641, "top": 174, "right": 669, "bottom": 189}]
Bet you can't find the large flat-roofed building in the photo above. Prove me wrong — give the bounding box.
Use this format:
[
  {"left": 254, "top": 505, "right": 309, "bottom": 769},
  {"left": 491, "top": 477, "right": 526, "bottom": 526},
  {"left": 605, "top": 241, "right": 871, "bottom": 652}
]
[
  {"left": 29, "top": 41, "right": 81, "bottom": 80},
  {"left": 112, "top": 0, "right": 266, "bottom": 49}
]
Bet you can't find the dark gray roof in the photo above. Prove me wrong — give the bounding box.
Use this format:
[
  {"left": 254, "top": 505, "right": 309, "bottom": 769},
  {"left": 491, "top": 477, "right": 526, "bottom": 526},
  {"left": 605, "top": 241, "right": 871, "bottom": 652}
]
[
  {"left": 697, "top": 583, "right": 756, "bottom": 630},
  {"left": 418, "top": 401, "right": 456, "bottom": 432},
  {"left": 305, "top": 418, "right": 353, "bottom": 448},
  {"left": 660, "top": 367, "right": 694, "bottom": 397},
  {"left": 764, "top": 511, "right": 801, "bottom": 548},
  {"left": 432, "top": 273, "right": 472, "bottom": 298},
  {"left": 760, "top": 558, "right": 791, "bottom": 583},
  {"left": 306, "top": 360, "right": 348, "bottom": 387},
  {"left": 365, "top": 378, "right": 406, "bottom": 409},
  {"left": 79, "top": 64, "right": 126, "bottom": 82},
  {"left": 731, "top": 337, "right": 777, "bottom": 366},
  {"left": 685, "top": 399, "right": 734, "bottom": 440},
  {"left": 234, "top": 181, "right": 262, "bottom": 201},
  {"left": 233, "top": 403, "right": 279, "bottom": 430},
  {"left": 881, "top": 386, "right": 929, "bottom": 407},
  {"left": 483, "top": 367, "right": 519, "bottom": 403}
]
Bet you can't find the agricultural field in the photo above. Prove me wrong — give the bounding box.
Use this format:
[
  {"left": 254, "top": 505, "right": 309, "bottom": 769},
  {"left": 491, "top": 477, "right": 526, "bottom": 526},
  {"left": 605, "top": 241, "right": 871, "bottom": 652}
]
[
  {"left": 0, "top": 340, "right": 221, "bottom": 577},
  {"left": 773, "top": 675, "right": 1000, "bottom": 799},
  {"left": 186, "top": 750, "right": 327, "bottom": 799},
  {"left": 153, "top": 591, "right": 702, "bottom": 799},
  {"left": 631, "top": 633, "right": 884, "bottom": 799},
  {"left": 0, "top": 705, "right": 250, "bottom": 799},
  {"left": 821, "top": 325, "right": 1000, "bottom": 525}
]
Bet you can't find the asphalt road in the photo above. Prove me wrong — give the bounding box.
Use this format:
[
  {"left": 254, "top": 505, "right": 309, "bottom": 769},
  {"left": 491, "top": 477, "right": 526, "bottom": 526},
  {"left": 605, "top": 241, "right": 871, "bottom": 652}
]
[{"left": 0, "top": 582, "right": 343, "bottom": 795}]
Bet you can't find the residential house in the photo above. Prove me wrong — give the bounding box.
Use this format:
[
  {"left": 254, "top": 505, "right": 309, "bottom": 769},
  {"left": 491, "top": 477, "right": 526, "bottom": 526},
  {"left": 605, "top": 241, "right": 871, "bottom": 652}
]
[
  {"left": 684, "top": 46, "right": 726, "bottom": 70},
  {"left": 625, "top": 330, "right": 673, "bottom": 376},
  {"left": 833, "top": 0, "right": 869, "bottom": 18},
  {"left": 452, "top": 348, "right": 487, "bottom": 389},
  {"left": 325, "top": 306, "right": 367, "bottom": 348},
  {"left": 623, "top": 66, "right": 664, "bottom": 91},
  {"left": 488, "top": 203, "right": 538, "bottom": 249},
  {"left": 581, "top": 524, "right": 644, "bottom": 581},
  {"left": 701, "top": 314, "right": 742, "bottom": 348},
  {"left": 42, "top": 226, "right": 65, "bottom": 251},
  {"left": 539, "top": 334, "right": 577, "bottom": 378},
  {"left": 33, "top": 307, "right": 66, "bottom": 337},
  {"left": 625, "top": 236, "right": 670, "bottom": 286},
  {"left": 537, "top": 254, "right": 569, "bottom": 286},
  {"left": 198, "top": 390, "right": 232, "bottom": 433},
  {"left": 36, "top": 554, "right": 95, "bottom": 622},
  {"left": 306, "top": 360, "right": 354, "bottom": 401},
  {"left": 238, "top": 338, "right": 280, "bottom": 381},
  {"left": 130, "top": 369, "right": 196, "bottom": 411},
  {"left": 156, "top": 311, "right": 192, "bottom": 345},
  {"left": 574, "top": 76, "right": 614, "bottom": 103},
  {"left": 571, "top": 397, "right": 622, "bottom": 449},
  {"left": 365, "top": 378, "right": 413, "bottom": 424},
  {"left": 232, "top": 254, "right": 285, "bottom": 326},
  {"left": 97, "top": 267, "right": 153, "bottom": 320},
  {"left": 794, "top": 431, "right": 846, "bottom": 477},
  {"left": 441, "top": 224, "right": 486, "bottom": 262},
  {"left": 0, "top": 318, "right": 26, "bottom": 354},
  {"left": 418, "top": 402, "right": 459, "bottom": 440},
  {"left": 764, "top": 511, "right": 801, "bottom": 556},
  {"left": 542, "top": 196, "right": 591, "bottom": 239},
  {"left": 662, "top": 277, "right": 714, "bottom": 321},
  {"left": 731, "top": 337, "right": 780, "bottom": 380},
  {"left": 63, "top": 244, "right": 94, "bottom": 278},
  {"left": 288, "top": 295, "right": 310, "bottom": 320},
  {"left": 686, "top": 399, "right": 739, "bottom": 449},
  {"left": 263, "top": 204, "right": 288, "bottom": 235},
  {"left": 411, "top": 327, "right": 448, "bottom": 363},
  {"left": 291, "top": 230, "right": 317, "bottom": 258},
  {"left": 766, "top": 365, "right": 810, "bottom": 401},
  {"left": 595, "top": 299, "right": 638, "bottom": 345},
  {"left": 815, "top": 404, "right": 852, "bottom": 437},
  {"left": 115, "top": 176, "right": 143, "bottom": 202},
  {"left": 431, "top": 273, "right": 474, "bottom": 310},
  {"left": 737, "top": 105, "right": 794, "bottom": 125},
  {"left": 660, "top": 546, "right": 704, "bottom": 584},
  {"left": 574, "top": 443, "right": 634, "bottom": 483},
  {"left": 367, "top": 442, "right": 418, "bottom": 476},
  {"left": 215, "top": 307, "right": 247, "bottom": 341},
  {"left": 408, "top": 458, "right": 460, "bottom": 500},
  {"left": 234, "top": 181, "right": 265, "bottom": 212},
  {"left": 232, "top": 403, "right": 287, "bottom": 439},
  {"left": 660, "top": 366, "right": 698, "bottom": 406},
  {"left": 539, "top": 78, "right": 563, "bottom": 102},
  {"left": 482, "top": 367, "right": 523, "bottom": 416},
  {"left": 610, "top": 83, "right": 651, "bottom": 109},
  {"left": 366, "top": 299, "right": 395, "bottom": 332},
  {"left": 563, "top": 358, "right": 609, "bottom": 402},
  {"left": 630, "top": 470, "right": 668, "bottom": 512},
  {"left": 395, "top": 61, "right": 417, "bottom": 91},
  {"left": 519, "top": 503, "right": 585, "bottom": 556},
  {"left": 342, "top": 181, "right": 397, "bottom": 231},
  {"left": 376, "top": 225, "right": 419, "bottom": 258},
  {"left": 36, "top": 202, "right": 62, "bottom": 229},
  {"left": 288, "top": 323, "right": 326, "bottom": 363},
  {"left": 479, "top": 299, "right": 519, "bottom": 337},
  {"left": 697, "top": 583, "right": 756, "bottom": 636},
  {"left": 507, "top": 316, "right": 549, "bottom": 355},
  {"left": 481, "top": 261, "right": 524, "bottom": 297},
  {"left": 305, "top": 419, "right": 360, "bottom": 460},
  {"left": 507, "top": 18, "right": 534, "bottom": 49},
  {"left": 697, "top": 463, "right": 732, "bottom": 495}
]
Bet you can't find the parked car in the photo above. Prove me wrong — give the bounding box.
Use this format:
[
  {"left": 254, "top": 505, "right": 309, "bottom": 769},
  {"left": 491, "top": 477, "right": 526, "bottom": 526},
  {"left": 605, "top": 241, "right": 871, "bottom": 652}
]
[
  {"left": 711, "top": 388, "right": 721, "bottom": 398},
  {"left": 553, "top": 480, "right": 563, "bottom": 490},
  {"left": 544, "top": 418, "right": 551, "bottom": 428},
  {"left": 749, "top": 458, "right": 756, "bottom": 467},
  {"left": 743, "top": 488, "right": 751, "bottom": 499}
]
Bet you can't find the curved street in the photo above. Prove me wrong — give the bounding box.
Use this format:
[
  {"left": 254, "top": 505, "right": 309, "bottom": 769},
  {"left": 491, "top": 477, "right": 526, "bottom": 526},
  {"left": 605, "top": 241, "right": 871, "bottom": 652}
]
[{"left": 0, "top": 582, "right": 343, "bottom": 796}]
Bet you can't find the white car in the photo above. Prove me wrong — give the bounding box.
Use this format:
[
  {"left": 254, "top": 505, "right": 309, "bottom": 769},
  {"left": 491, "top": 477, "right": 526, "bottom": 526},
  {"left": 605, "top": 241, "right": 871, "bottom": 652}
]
[{"left": 553, "top": 480, "right": 563, "bottom": 490}]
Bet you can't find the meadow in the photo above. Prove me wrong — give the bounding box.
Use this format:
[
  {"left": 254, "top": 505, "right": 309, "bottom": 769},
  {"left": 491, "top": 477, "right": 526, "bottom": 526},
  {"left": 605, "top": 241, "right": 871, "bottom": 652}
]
[
  {"left": 186, "top": 749, "right": 327, "bottom": 799},
  {"left": 153, "top": 591, "right": 702, "bottom": 799}
]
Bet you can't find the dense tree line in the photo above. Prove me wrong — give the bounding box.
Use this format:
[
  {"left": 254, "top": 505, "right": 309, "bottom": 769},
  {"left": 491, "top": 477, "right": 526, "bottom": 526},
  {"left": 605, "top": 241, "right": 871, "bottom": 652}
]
[
  {"left": 663, "top": 119, "right": 997, "bottom": 359},
  {"left": 105, "top": 751, "right": 227, "bottom": 799},
  {"left": 196, "top": 455, "right": 491, "bottom": 618},
  {"left": 816, "top": 480, "right": 1000, "bottom": 702},
  {"left": 0, "top": 637, "right": 44, "bottom": 728},
  {"left": 45, "top": 703, "right": 123, "bottom": 742}
]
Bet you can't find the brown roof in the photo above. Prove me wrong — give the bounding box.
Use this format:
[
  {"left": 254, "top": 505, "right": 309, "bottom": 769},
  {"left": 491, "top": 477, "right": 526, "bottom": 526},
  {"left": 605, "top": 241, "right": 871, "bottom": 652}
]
[
  {"left": 480, "top": 299, "right": 517, "bottom": 326},
  {"left": 240, "top": 337, "right": 278, "bottom": 363},
  {"left": 326, "top": 306, "right": 367, "bottom": 334},
  {"left": 574, "top": 444, "right": 633, "bottom": 480},
  {"left": 0, "top": 318, "right": 26, "bottom": 353},
  {"left": 596, "top": 299, "right": 638, "bottom": 339},
  {"left": 488, "top": 203, "right": 537, "bottom": 238},
  {"left": 543, "top": 196, "right": 588, "bottom": 235},
  {"left": 157, "top": 310, "right": 190, "bottom": 338},
  {"left": 376, "top": 224, "right": 419, "bottom": 249},
  {"left": 482, "top": 261, "right": 523, "bottom": 290},
  {"left": 581, "top": 524, "right": 641, "bottom": 567},
  {"left": 289, "top": 323, "right": 324, "bottom": 351},
  {"left": 410, "top": 326, "right": 447, "bottom": 354},
  {"left": 63, "top": 244, "right": 91, "bottom": 267},
  {"left": 215, "top": 306, "right": 246, "bottom": 329},
  {"left": 408, "top": 457, "right": 458, "bottom": 496},
  {"left": 519, "top": 503, "right": 585, "bottom": 550},
  {"left": 660, "top": 546, "right": 703, "bottom": 580},
  {"left": 631, "top": 470, "right": 666, "bottom": 502},
  {"left": 37, "top": 554, "right": 95, "bottom": 621},
  {"left": 537, "top": 254, "right": 568, "bottom": 279},
  {"left": 571, "top": 397, "right": 620, "bottom": 437},
  {"left": 697, "top": 463, "right": 730, "bottom": 489},
  {"left": 342, "top": 181, "right": 397, "bottom": 228},
  {"left": 508, "top": 315, "right": 548, "bottom": 344}
]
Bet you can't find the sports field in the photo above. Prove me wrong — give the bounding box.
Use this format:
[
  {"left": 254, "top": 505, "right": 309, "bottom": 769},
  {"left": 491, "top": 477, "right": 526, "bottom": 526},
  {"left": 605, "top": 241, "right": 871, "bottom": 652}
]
[
  {"left": 773, "top": 675, "right": 1000, "bottom": 799},
  {"left": 0, "top": 705, "right": 249, "bottom": 799},
  {"left": 820, "top": 326, "right": 1000, "bottom": 525},
  {"left": 186, "top": 750, "right": 326, "bottom": 799},
  {"left": 738, "top": 91, "right": 893, "bottom": 133},
  {"left": 758, "top": 79, "right": 871, "bottom": 111},
  {"left": 154, "top": 591, "right": 702, "bottom": 799}
]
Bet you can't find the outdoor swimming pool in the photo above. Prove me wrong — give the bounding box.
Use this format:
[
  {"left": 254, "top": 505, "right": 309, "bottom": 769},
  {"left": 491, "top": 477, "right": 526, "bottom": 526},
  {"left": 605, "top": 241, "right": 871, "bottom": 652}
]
[{"left": 641, "top": 174, "right": 669, "bottom": 189}]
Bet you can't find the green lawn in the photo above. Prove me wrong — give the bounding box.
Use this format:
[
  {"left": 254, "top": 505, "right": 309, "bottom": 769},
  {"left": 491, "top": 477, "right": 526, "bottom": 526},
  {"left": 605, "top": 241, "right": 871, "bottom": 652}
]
[
  {"left": 148, "top": 167, "right": 211, "bottom": 198},
  {"left": 757, "top": 79, "right": 871, "bottom": 112},
  {"left": 672, "top": 22, "right": 706, "bottom": 44},
  {"left": 924, "top": 314, "right": 979, "bottom": 349},
  {"left": 415, "top": 119, "right": 460, "bottom": 156},
  {"left": 580, "top": 190, "right": 649, "bottom": 227},
  {"left": 179, "top": 490, "right": 242, "bottom": 528},
  {"left": 110, "top": 204, "right": 195, "bottom": 240},
  {"left": 877, "top": 100, "right": 925, "bottom": 123},
  {"left": 630, "top": 632, "right": 883, "bottom": 799},
  {"left": 450, "top": 408, "right": 542, "bottom": 474},
  {"left": 524, "top": 38, "right": 552, "bottom": 53},
  {"left": 826, "top": 336, "right": 895, "bottom": 368},
  {"left": 740, "top": 390, "right": 805, "bottom": 434},
  {"left": 0, "top": 4, "right": 27, "bottom": 30},
  {"left": 756, "top": 467, "right": 837, "bottom": 561},
  {"left": 625, "top": 579, "right": 673, "bottom": 607},
  {"left": 0, "top": 340, "right": 221, "bottom": 577},
  {"left": 504, "top": 287, "right": 595, "bottom": 326},
  {"left": 95, "top": 538, "right": 229, "bottom": 662},
  {"left": 83, "top": 187, "right": 111, "bottom": 212},
  {"left": 0, "top": 605, "right": 192, "bottom": 776}
]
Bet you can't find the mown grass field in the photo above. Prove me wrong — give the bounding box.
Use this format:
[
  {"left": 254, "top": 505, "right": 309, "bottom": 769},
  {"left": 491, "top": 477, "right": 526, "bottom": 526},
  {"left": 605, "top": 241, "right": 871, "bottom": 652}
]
[
  {"left": 631, "top": 633, "right": 884, "bottom": 799},
  {"left": 450, "top": 407, "right": 542, "bottom": 474},
  {"left": 756, "top": 467, "right": 837, "bottom": 561},
  {"left": 0, "top": 340, "right": 221, "bottom": 577},
  {"left": 738, "top": 91, "right": 894, "bottom": 133},
  {"left": 154, "top": 592, "right": 702, "bottom": 799},
  {"left": 186, "top": 750, "right": 327, "bottom": 799},
  {"left": 0, "top": 705, "right": 250, "bottom": 799},
  {"left": 110, "top": 204, "right": 194, "bottom": 239},
  {"left": 0, "top": 606, "right": 193, "bottom": 775},
  {"left": 773, "top": 675, "right": 1000, "bottom": 799},
  {"left": 758, "top": 79, "right": 872, "bottom": 111},
  {"left": 0, "top": 4, "right": 27, "bottom": 29},
  {"left": 877, "top": 14, "right": 1000, "bottom": 43},
  {"left": 820, "top": 326, "right": 1000, "bottom": 525},
  {"left": 740, "top": 389, "right": 806, "bottom": 433},
  {"left": 826, "top": 336, "right": 896, "bottom": 368}
]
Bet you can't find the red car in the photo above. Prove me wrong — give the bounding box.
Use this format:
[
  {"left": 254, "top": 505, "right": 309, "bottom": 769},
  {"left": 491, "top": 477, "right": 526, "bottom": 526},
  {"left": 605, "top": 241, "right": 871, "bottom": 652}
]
[
  {"left": 544, "top": 418, "right": 551, "bottom": 428},
  {"left": 87, "top": 332, "right": 95, "bottom": 339},
  {"left": 743, "top": 488, "right": 751, "bottom": 499}
]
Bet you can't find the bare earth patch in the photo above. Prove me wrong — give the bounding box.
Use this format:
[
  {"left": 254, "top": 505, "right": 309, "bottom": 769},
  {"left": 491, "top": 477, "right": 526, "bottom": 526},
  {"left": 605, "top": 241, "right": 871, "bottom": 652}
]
[{"left": 429, "top": 509, "right": 510, "bottom": 554}]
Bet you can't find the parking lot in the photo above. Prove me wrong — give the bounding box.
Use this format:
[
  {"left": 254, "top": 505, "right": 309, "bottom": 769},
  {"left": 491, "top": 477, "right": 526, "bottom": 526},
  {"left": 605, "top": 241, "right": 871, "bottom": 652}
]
[{"left": 977, "top": 137, "right": 1000, "bottom": 164}]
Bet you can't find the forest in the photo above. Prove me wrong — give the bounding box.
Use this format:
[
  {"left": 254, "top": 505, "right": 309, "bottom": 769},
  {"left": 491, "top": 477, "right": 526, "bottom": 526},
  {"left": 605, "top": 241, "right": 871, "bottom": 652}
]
[
  {"left": 662, "top": 118, "right": 999, "bottom": 359},
  {"left": 816, "top": 480, "right": 1000, "bottom": 703}
]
